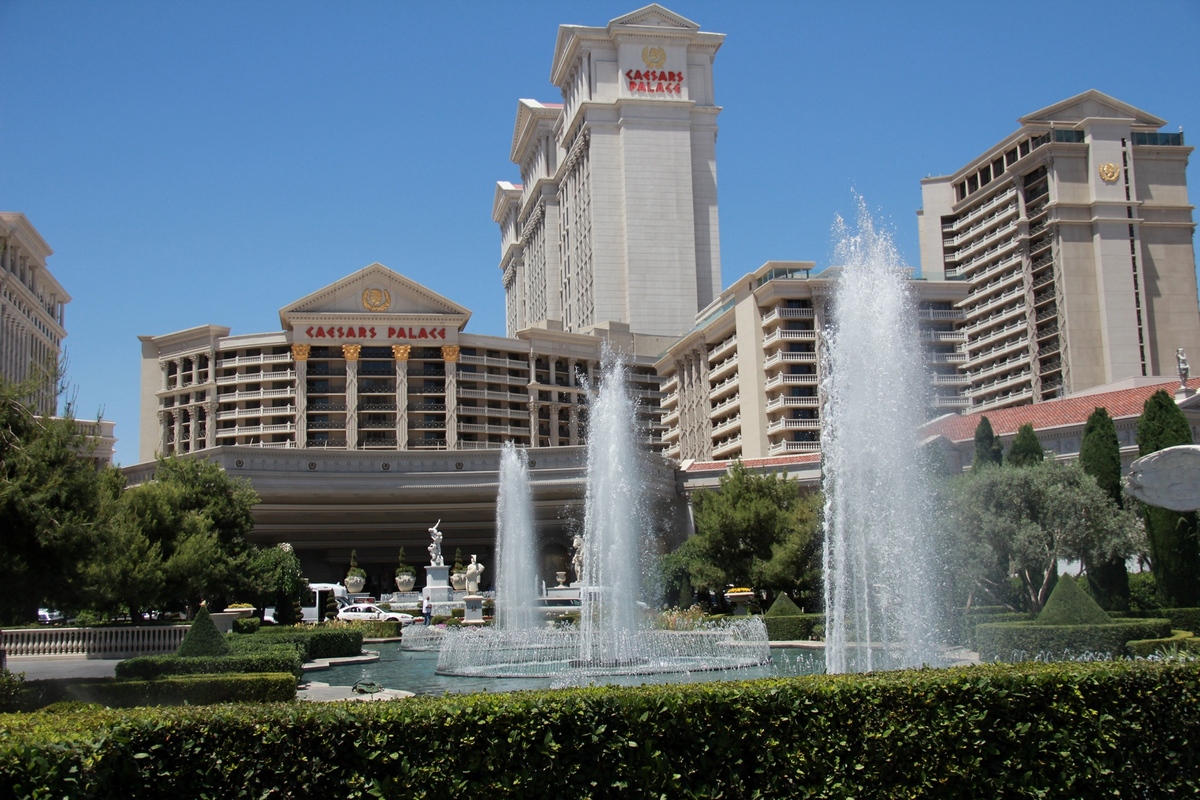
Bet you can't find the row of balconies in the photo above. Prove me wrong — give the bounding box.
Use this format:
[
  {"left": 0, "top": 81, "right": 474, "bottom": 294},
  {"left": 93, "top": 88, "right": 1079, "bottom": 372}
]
[
  {"left": 942, "top": 200, "right": 1019, "bottom": 249},
  {"left": 216, "top": 405, "right": 296, "bottom": 421},
  {"left": 970, "top": 384, "right": 1034, "bottom": 412},
  {"left": 966, "top": 334, "right": 1030, "bottom": 368},
  {"left": 963, "top": 301, "right": 1025, "bottom": 337},
  {"left": 459, "top": 353, "right": 531, "bottom": 370},
  {"left": 964, "top": 265, "right": 1023, "bottom": 308},
  {"left": 766, "top": 418, "right": 821, "bottom": 434},
  {"left": 217, "top": 370, "right": 296, "bottom": 386},
  {"left": 760, "top": 307, "right": 816, "bottom": 327},
  {"left": 949, "top": 233, "right": 1021, "bottom": 277},
  {"left": 768, "top": 440, "right": 821, "bottom": 455},
  {"left": 764, "top": 395, "right": 819, "bottom": 412},
  {"left": 216, "top": 352, "right": 291, "bottom": 369},
  {"left": 707, "top": 354, "right": 739, "bottom": 382},
  {"left": 763, "top": 351, "right": 818, "bottom": 369},
  {"left": 762, "top": 328, "right": 818, "bottom": 347},
  {"left": 708, "top": 335, "right": 737, "bottom": 361},
  {"left": 944, "top": 187, "right": 1017, "bottom": 231},
  {"left": 966, "top": 367, "right": 1032, "bottom": 397}
]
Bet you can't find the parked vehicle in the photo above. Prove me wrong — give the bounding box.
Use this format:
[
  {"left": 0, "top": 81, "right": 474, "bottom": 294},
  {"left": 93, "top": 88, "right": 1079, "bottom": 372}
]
[
  {"left": 37, "top": 608, "right": 63, "bottom": 625},
  {"left": 337, "top": 603, "right": 413, "bottom": 625},
  {"left": 263, "top": 582, "right": 351, "bottom": 624},
  {"left": 536, "top": 597, "right": 581, "bottom": 619}
]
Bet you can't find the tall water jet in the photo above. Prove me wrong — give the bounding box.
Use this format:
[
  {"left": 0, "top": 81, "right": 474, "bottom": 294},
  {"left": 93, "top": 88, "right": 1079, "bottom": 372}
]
[
  {"left": 578, "top": 347, "right": 647, "bottom": 666},
  {"left": 822, "top": 202, "right": 940, "bottom": 674},
  {"left": 496, "top": 441, "right": 538, "bottom": 633}
]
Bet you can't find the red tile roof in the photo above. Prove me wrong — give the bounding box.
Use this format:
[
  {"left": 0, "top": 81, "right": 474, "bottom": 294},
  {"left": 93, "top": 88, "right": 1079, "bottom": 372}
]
[
  {"left": 921, "top": 378, "right": 1200, "bottom": 443},
  {"left": 685, "top": 453, "right": 821, "bottom": 473}
]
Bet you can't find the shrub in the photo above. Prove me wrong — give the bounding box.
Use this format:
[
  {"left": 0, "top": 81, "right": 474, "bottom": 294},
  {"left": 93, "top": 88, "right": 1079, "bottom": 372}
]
[
  {"left": 1128, "top": 571, "right": 1161, "bottom": 612},
  {"left": 81, "top": 673, "right": 296, "bottom": 708},
  {"left": 1161, "top": 607, "right": 1200, "bottom": 634},
  {"left": 241, "top": 628, "right": 362, "bottom": 660},
  {"left": 763, "top": 613, "right": 824, "bottom": 641},
  {"left": 0, "top": 670, "right": 25, "bottom": 713},
  {"left": 1034, "top": 574, "right": 1111, "bottom": 626},
  {"left": 763, "top": 593, "right": 803, "bottom": 617},
  {"left": 1, "top": 662, "right": 1198, "bottom": 797},
  {"left": 232, "top": 616, "right": 262, "bottom": 635},
  {"left": 1126, "top": 630, "right": 1197, "bottom": 658},
  {"left": 976, "top": 618, "right": 1171, "bottom": 661},
  {"left": 177, "top": 608, "right": 231, "bottom": 657},
  {"left": 963, "top": 612, "right": 1032, "bottom": 649},
  {"left": 115, "top": 649, "right": 304, "bottom": 680}
]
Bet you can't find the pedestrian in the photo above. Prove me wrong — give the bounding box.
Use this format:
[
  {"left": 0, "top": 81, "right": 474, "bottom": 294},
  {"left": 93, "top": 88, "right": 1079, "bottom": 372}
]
[{"left": 422, "top": 593, "right": 432, "bottom": 625}]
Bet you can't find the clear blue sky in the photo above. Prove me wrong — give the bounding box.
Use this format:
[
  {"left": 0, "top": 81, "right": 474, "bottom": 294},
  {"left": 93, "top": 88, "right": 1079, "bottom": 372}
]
[{"left": 3, "top": 1, "right": 1197, "bottom": 464}]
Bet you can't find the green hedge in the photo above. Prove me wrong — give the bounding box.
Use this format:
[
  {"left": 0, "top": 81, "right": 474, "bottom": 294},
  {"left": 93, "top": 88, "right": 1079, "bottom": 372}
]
[
  {"left": 115, "top": 649, "right": 304, "bottom": 680},
  {"left": 961, "top": 611, "right": 1032, "bottom": 649},
  {"left": 976, "top": 618, "right": 1171, "bottom": 662},
  {"left": 762, "top": 613, "right": 824, "bottom": 641},
  {"left": 12, "top": 673, "right": 296, "bottom": 713},
  {"left": 232, "top": 617, "right": 262, "bottom": 635},
  {"left": 1161, "top": 607, "right": 1200, "bottom": 634},
  {"left": 1126, "top": 630, "right": 1199, "bottom": 658},
  {"left": 341, "top": 620, "right": 401, "bottom": 639},
  {"left": 1, "top": 661, "right": 1198, "bottom": 798},
  {"left": 239, "top": 628, "right": 363, "bottom": 660}
]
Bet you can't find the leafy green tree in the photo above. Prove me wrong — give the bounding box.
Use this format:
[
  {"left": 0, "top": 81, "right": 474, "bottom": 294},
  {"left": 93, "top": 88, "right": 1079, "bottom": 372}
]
[
  {"left": 1005, "top": 424, "right": 1045, "bottom": 467},
  {"left": 249, "top": 543, "right": 306, "bottom": 623},
  {"left": 120, "top": 456, "right": 260, "bottom": 616},
  {"left": 82, "top": 469, "right": 167, "bottom": 622},
  {"left": 0, "top": 376, "right": 111, "bottom": 624},
  {"left": 668, "top": 461, "right": 820, "bottom": 604},
  {"left": 1136, "top": 389, "right": 1199, "bottom": 607},
  {"left": 972, "top": 416, "right": 1004, "bottom": 470},
  {"left": 949, "top": 461, "right": 1140, "bottom": 612},
  {"left": 1078, "top": 407, "right": 1130, "bottom": 609}
]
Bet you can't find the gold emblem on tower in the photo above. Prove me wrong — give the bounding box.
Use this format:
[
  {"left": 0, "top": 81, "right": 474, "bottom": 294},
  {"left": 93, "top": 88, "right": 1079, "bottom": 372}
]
[
  {"left": 362, "top": 287, "right": 391, "bottom": 312},
  {"left": 1098, "top": 163, "right": 1120, "bottom": 183},
  {"left": 642, "top": 46, "right": 666, "bottom": 69}
]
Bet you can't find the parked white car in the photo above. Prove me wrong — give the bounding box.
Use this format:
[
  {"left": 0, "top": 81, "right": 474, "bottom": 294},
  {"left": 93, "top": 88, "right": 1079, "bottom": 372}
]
[{"left": 337, "top": 603, "right": 413, "bottom": 625}]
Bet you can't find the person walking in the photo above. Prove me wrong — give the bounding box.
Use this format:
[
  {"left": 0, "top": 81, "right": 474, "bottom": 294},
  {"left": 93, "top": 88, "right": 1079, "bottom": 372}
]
[{"left": 422, "top": 593, "right": 432, "bottom": 626}]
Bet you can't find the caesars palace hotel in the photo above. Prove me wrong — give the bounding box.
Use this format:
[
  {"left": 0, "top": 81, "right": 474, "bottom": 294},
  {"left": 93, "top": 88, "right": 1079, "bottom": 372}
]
[{"left": 132, "top": 5, "right": 1200, "bottom": 592}]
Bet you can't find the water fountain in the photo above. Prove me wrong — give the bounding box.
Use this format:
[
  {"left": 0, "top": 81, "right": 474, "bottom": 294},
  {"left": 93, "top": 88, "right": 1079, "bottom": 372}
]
[
  {"left": 436, "top": 347, "right": 770, "bottom": 679},
  {"left": 495, "top": 441, "right": 538, "bottom": 633},
  {"left": 822, "top": 203, "right": 941, "bottom": 673}
]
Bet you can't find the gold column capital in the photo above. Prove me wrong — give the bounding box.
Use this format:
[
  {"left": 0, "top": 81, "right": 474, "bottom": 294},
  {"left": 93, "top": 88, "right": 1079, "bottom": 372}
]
[
  {"left": 442, "top": 345, "right": 461, "bottom": 363},
  {"left": 392, "top": 345, "right": 412, "bottom": 361},
  {"left": 343, "top": 344, "right": 362, "bottom": 362},
  {"left": 291, "top": 344, "right": 311, "bottom": 362}
]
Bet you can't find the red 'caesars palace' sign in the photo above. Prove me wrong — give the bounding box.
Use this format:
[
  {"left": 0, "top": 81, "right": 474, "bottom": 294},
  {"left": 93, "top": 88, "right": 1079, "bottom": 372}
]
[
  {"left": 625, "top": 69, "right": 683, "bottom": 95},
  {"left": 303, "top": 325, "right": 449, "bottom": 341}
]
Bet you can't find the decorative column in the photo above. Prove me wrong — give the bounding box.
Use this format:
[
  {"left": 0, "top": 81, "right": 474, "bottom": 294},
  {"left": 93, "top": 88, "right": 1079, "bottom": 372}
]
[
  {"left": 158, "top": 410, "right": 170, "bottom": 455},
  {"left": 393, "top": 345, "right": 410, "bottom": 450},
  {"left": 292, "top": 345, "right": 309, "bottom": 447},
  {"left": 569, "top": 403, "right": 580, "bottom": 446},
  {"left": 161, "top": 360, "right": 170, "bottom": 391},
  {"left": 172, "top": 410, "right": 183, "bottom": 455},
  {"left": 343, "top": 345, "right": 360, "bottom": 449},
  {"left": 550, "top": 402, "right": 561, "bottom": 447},
  {"left": 442, "top": 345, "right": 460, "bottom": 449},
  {"left": 527, "top": 397, "right": 539, "bottom": 446},
  {"left": 205, "top": 399, "right": 218, "bottom": 449}
]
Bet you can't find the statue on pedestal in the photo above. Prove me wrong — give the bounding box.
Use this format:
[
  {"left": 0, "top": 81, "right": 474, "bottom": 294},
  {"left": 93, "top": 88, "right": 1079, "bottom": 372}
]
[
  {"left": 465, "top": 554, "right": 485, "bottom": 594},
  {"left": 427, "top": 520, "right": 444, "bottom": 567},
  {"left": 571, "top": 534, "right": 584, "bottom": 584},
  {"left": 1178, "top": 348, "right": 1190, "bottom": 388}
]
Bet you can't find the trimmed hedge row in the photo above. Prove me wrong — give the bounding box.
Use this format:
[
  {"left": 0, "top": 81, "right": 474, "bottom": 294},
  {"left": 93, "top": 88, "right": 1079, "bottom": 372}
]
[
  {"left": 12, "top": 673, "right": 296, "bottom": 713},
  {"left": 961, "top": 611, "right": 1032, "bottom": 649},
  {"left": 115, "top": 649, "right": 304, "bottom": 680},
  {"left": 762, "top": 613, "right": 824, "bottom": 641},
  {"left": 1126, "top": 630, "right": 1200, "bottom": 658},
  {"left": 241, "top": 627, "right": 363, "bottom": 660},
  {"left": 1, "top": 661, "right": 1198, "bottom": 798},
  {"left": 976, "top": 618, "right": 1171, "bottom": 662}
]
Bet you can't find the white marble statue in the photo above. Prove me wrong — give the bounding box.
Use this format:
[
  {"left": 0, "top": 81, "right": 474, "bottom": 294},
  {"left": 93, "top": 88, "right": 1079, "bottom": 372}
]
[
  {"left": 1178, "top": 348, "right": 1190, "bottom": 388},
  {"left": 465, "top": 554, "right": 485, "bottom": 594},
  {"left": 427, "top": 519, "right": 444, "bottom": 567},
  {"left": 571, "top": 534, "right": 584, "bottom": 583}
]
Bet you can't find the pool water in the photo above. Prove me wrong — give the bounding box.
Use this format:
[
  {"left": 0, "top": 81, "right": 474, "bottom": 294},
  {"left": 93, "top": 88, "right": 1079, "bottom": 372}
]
[{"left": 318, "top": 642, "right": 825, "bottom": 696}]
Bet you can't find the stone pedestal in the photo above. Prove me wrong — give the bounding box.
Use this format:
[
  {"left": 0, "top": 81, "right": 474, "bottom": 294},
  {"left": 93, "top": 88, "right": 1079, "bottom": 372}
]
[
  {"left": 424, "top": 565, "right": 453, "bottom": 615},
  {"left": 463, "top": 594, "right": 485, "bottom": 625},
  {"left": 725, "top": 591, "right": 754, "bottom": 616}
]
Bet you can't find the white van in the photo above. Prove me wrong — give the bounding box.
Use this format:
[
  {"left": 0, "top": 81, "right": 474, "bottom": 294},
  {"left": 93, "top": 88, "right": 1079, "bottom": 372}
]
[{"left": 263, "top": 582, "right": 350, "bottom": 624}]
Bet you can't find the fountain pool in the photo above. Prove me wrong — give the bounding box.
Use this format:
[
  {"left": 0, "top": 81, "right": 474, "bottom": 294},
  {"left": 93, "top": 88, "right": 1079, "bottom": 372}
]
[{"left": 320, "top": 641, "right": 822, "bottom": 696}]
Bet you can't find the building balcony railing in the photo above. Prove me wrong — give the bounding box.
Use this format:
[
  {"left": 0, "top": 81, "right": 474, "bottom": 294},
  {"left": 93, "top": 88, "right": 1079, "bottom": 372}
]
[
  {"left": 970, "top": 385, "right": 1034, "bottom": 412},
  {"left": 920, "top": 331, "right": 966, "bottom": 344},
  {"left": 307, "top": 420, "right": 345, "bottom": 430},
  {"left": 707, "top": 354, "right": 739, "bottom": 382},
  {"left": 709, "top": 394, "right": 740, "bottom": 419},
  {"left": 947, "top": 187, "right": 1017, "bottom": 230},
  {"left": 967, "top": 368, "right": 1032, "bottom": 398},
  {"left": 712, "top": 435, "right": 743, "bottom": 459},
  {"left": 217, "top": 353, "right": 292, "bottom": 369},
  {"left": 307, "top": 402, "right": 346, "bottom": 412},
  {"left": 458, "top": 423, "right": 529, "bottom": 436},
  {"left": 762, "top": 328, "right": 818, "bottom": 346},
  {"left": 765, "top": 395, "right": 819, "bottom": 412},
  {"left": 408, "top": 439, "right": 448, "bottom": 449},
  {"left": 709, "top": 374, "right": 740, "bottom": 401},
  {"left": 359, "top": 438, "right": 399, "bottom": 448},
  {"left": 926, "top": 352, "right": 967, "bottom": 364},
  {"left": 965, "top": 321, "right": 1027, "bottom": 355},
  {"left": 760, "top": 307, "right": 816, "bottom": 326},
  {"left": 767, "top": 417, "right": 821, "bottom": 434},
  {"left": 409, "top": 420, "right": 446, "bottom": 430},
  {"left": 458, "top": 388, "right": 530, "bottom": 403},
  {"left": 661, "top": 406, "right": 681, "bottom": 425},
  {"left": 459, "top": 354, "right": 531, "bottom": 370},
  {"left": 228, "top": 423, "right": 296, "bottom": 436},
  {"left": 707, "top": 335, "right": 738, "bottom": 361},
  {"left": 764, "top": 373, "right": 819, "bottom": 390},
  {"left": 216, "top": 387, "right": 295, "bottom": 402},
  {"left": 963, "top": 301, "right": 1026, "bottom": 337},
  {"left": 932, "top": 374, "right": 969, "bottom": 386},
  {"left": 764, "top": 351, "right": 818, "bottom": 369},
  {"left": 916, "top": 308, "right": 966, "bottom": 321},
  {"left": 360, "top": 420, "right": 396, "bottom": 430},
  {"left": 933, "top": 395, "right": 971, "bottom": 409},
  {"left": 660, "top": 390, "right": 679, "bottom": 409},
  {"left": 216, "top": 405, "right": 297, "bottom": 421},
  {"left": 964, "top": 285, "right": 1026, "bottom": 323},
  {"left": 768, "top": 440, "right": 822, "bottom": 455},
  {"left": 711, "top": 414, "right": 742, "bottom": 438},
  {"left": 660, "top": 374, "right": 679, "bottom": 392},
  {"left": 217, "top": 370, "right": 297, "bottom": 386},
  {"left": 306, "top": 439, "right": 348, "bottom": 448}
]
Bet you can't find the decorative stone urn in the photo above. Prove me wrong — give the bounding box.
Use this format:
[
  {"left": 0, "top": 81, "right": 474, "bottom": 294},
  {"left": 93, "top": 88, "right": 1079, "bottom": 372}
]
[
  {"left": 555, "top": 571, "right": 568, "bottom": 587},
  {"left": 450, "top": 573, "right": 467, "bottom": 591},
  {"left": 724, "top": 589, "right": 755, "bottom": 616},
  {"left": 345, "top": 574, "right": 366, "bottom": 594},
  {"left": 394, "top": 573, "right": 416, "bottom": 592}
]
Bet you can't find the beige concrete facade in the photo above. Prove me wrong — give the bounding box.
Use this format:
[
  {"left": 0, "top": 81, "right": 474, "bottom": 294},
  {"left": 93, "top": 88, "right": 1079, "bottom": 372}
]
[
  {"left": 919, "top": 90, "right": 1200, "bottom": 412},
  {"left": 495, "top": 5, "right": 723, "bottom": 340},
  {"left": 0, "top": 212, "right": 69, "bottom": 416},
  {"left": 655, "top": 261, "right": 970, "bottom": 462}
]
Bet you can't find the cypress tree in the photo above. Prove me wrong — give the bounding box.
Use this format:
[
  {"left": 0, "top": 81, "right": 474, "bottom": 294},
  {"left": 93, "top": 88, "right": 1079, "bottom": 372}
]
[
  {"left": 1005, "top": 423, "right": 1045, "bottom": 467},
  {"left": 1136, "top": 390, "right": 1199, "bottom": 607},
  {"left": 1079, "top": 407, "right": 1129, "bottom": 609},
  {"left": 972, "top": 416, "right": 1004, "bottom": 469}
]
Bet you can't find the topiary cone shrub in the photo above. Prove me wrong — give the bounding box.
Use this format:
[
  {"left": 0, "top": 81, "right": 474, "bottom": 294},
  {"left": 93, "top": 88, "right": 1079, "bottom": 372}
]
[{"left": 177, "top": 608, "right": 231, "bottom": 658}]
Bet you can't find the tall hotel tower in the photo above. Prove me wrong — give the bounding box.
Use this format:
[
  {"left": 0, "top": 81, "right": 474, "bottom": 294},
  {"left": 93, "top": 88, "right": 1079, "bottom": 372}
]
[
  {"left": 494, "top": 5, "right": 724, "bottom": 340},
  {"left": 918, "top": 90, "right": 1200, "bottom": 412}
]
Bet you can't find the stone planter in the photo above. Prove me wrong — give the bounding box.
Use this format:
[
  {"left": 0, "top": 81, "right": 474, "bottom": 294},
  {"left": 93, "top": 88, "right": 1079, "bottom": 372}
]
[
  {"left": 345, "top": 574, "right": 366, "bottom": 594},
  {"left": 394, "top": 574, "right": 416, "bottom": 592},
  {"left": 211, "top": 608, "right": 252, "bottom": 634},
  {"left": 450, "top": 573, "right": 467, "bottom": 591},
  {"left": 724, "top": 590, "right": 755, "bottom": 616}
]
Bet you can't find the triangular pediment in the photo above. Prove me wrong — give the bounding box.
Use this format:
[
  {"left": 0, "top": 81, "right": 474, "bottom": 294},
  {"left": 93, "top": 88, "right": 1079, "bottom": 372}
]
[
  {"left": 279, "top": 263, "right": 471, "bottom": 329},
  {"left": 1019, "top": 90, "right": 1167, "bottom": 128},
  {"left": 609, "top": 4, "right": 699, "bottom": 31}
]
